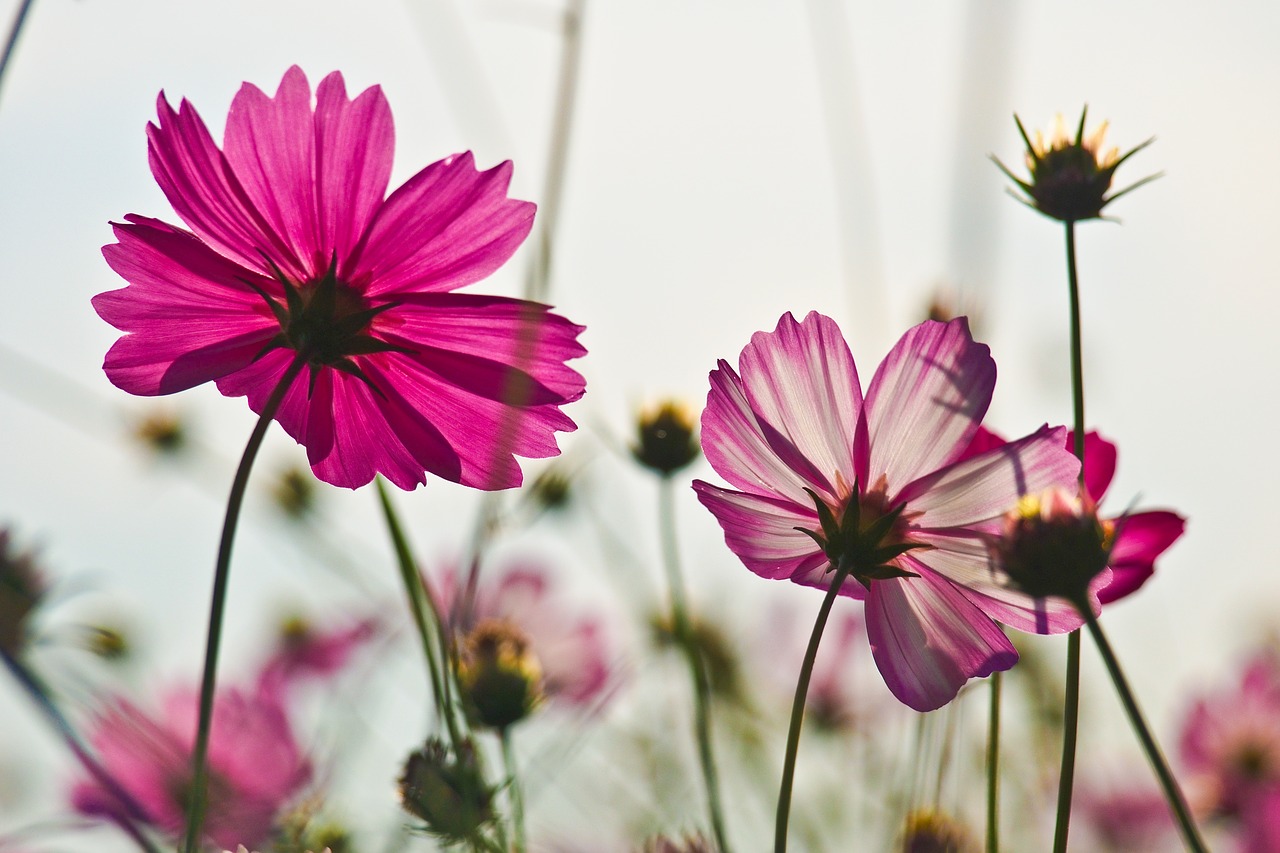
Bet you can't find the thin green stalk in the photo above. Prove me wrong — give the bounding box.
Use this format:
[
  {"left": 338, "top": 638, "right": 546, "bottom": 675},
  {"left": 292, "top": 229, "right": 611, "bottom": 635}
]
[
  {"left": 374, "top": 477, "right": 462, "bottom": 747},
  {"left": 657, "top": 476, "right": 731, "bottom": 853},
  {"left": 1052, "top": 219, "right": 1086, "bottom": 853},
  {"left": 0, "top": 0, "right": 34, "bottom": 105},
  {"left": 776, "top": 558, "right": 853, "bottom": 853},
  {"left": 1082, "top": 612, "right": 1207, "bottom": 851},
  {"left": 986, "top": 670, "right": 1001, "bottom": 853},
  {"left": 501, "top": 727, "right": 527, "bottom": 853},
  {"left": 184, "top": 354, "right": 305, "bottom": 853},
  {"left": 2, "top": 650, "right": 161, "bottom": 853}
]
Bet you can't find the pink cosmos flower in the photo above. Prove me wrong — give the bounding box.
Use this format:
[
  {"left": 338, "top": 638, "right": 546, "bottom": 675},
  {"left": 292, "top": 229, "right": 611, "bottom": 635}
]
[
  {"left": 964, "top": 427, "right": 1185, "bottom": 604},
  {"left": 71, "top": 685, "right": 310, "bottom": 849},
  {"left": 431, "top": 560, "right": 613, "bottom": 709},
  {"left": 692, "top": 311, "right": 1080, "bottom": 711},
  {"left": 94, "top": 66, "right": 586, "bottom": 490}
]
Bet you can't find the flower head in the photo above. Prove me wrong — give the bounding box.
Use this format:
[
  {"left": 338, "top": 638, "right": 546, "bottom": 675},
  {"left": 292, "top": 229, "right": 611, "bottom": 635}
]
[
  {"left": 965, "top": 427, "right": 1185, "bottom": 605},
  {"left": 456, "top": 619, "right": 544, "bottom": 729},
  {"left": 71, "top": 685, "right": 311, "bottom": 849},
  {"left": 632, "top": 399, "right": 701, "bottom": 475},
  {"left": 94, "top": 67, "right": 586, "bottom": 490},
  {"left": 693, "top": 312, "right": 1080, "bottom": 711},
  {"left": 993, "top": 107, "right": 1158, "bottom": 222},
  {"left": 398, "top": 738, "right": 495, "bottom": 843},
  {"left": 990, "top": 487, "right": 1113, "bottom": 607}
]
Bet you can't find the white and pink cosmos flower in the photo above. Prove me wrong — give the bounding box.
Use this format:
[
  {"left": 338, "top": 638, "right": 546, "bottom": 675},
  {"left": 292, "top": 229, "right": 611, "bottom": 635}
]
[
  {"left": 693, "top": 311, "right": 1081, "bottom": 711},
  {"left": 94, "top": 66, "right": 585, "bottom": 490}
]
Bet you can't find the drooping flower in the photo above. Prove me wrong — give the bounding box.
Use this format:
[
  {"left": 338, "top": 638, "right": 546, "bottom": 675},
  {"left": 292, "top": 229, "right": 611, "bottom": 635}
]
[
  {"left": 71, "top": 685, "right": 311, "bottom": 849},
  {"left": 692, "top": 311, "right": 1080, "bottom": 711},
  {"left": 965, "top": 427, "right": 1185, "bottom": 604},
  {"left": 431, "top": 560, "right": 613, "bottom": 711},
  {"left": 94, "top": 66, "right": 586, "bottom": 490},
  {"left": 992, "top": 106, "right": 1159, "bottom": 223}
]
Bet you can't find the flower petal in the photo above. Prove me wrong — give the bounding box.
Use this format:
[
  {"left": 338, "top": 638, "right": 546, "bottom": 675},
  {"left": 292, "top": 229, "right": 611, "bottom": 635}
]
[
  {"left": 864, "top": 565, "right": 1017, "bottom": 712},
  {"left": 1075, "top": 430, "right": 1117, "bottom": 502},
  {"left": 1098, "top": 510, "right": 1185, "bottom": 604},
  {"left": 864, "top": 318, "right": 995, "bottom": 492},
  {"left": 691, "top": 482, "right": 827, "bottom": 582},
  {"left": 95, "top": 216, "right": 278, "bottom": 395},
  {"left": 357, "top": 153, "right": 535, "bottom": 297},
  {"left": 147, "top": 92, "right": 295, "bottom": 278},
  {"left": 903, "top": 424, "right": 1079, "bottom": 529},
  {"left": 221, "top": 66, "right": 320, "bottom": 278}
]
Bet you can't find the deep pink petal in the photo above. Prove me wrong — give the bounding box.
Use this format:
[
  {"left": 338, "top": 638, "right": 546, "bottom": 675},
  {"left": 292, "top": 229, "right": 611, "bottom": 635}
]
[
  {"left": 357, "top": 153, "right": 535, "bottom": 297},
  {"left": 956, "top": 424, "right": 1007, "bottom": 462},
  {"left": 313, "top": 72, "right": 394, "bottom": 271},
  {"left": 1074, "top": 430, "right": 1117, "bottom": 502},
  {"left": 730, "top": 311, "right": 861, "bottom": 501},
  {"left": 864, "top": 565, "right": 1017, "bottom": 712},
  {"left": 1098, "top": 510, "right": 1185, "bottom": 604},
  {"left": 691, "top": 481, "right": 828, "bottom": 582},
  {"left": 864, "top": 318, "right": 995, "bottom": 491},
  {"left": 903, "top": 425, "right": 1079, "bottom": 529},
  {"left": 146, "top": 93, "right": 295, "bottom": 278},
  {"left": 222, "top": 66, "right": 320, "bottom": 277},
  {"left": 95, "top": 216, "right": 278, "bottom": 395}
]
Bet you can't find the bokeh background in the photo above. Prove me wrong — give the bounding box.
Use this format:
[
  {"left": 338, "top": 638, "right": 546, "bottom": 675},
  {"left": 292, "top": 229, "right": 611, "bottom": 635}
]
[{"left": 1, "top": 0, "right": 1277, "bottom": 848}]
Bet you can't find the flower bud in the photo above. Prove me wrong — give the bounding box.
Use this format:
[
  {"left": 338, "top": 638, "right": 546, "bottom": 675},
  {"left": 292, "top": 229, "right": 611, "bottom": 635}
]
[
  {"left": 992, "top": 488, "right": 1113, "bottom": 606},
  {"left": 898, "top": 808, "right": 977, "bottom": 852},
  {"left": 0, "top": 530, "right": 46, "bottom": 656},
  {"left": 398, "top": 739, "right": 494, "bottom": 843},
  {"left": 633, "top": 400, "right": 700, "bottom": 475},
  {"left": 457, "top": 620, "right": 543, "bottom": 730}
]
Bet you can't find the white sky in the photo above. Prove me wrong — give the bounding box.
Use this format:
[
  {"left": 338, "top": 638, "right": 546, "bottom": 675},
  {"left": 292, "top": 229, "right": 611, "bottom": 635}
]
[{"left": 1, "top": 0, "right": 1278, "bottom": 846}]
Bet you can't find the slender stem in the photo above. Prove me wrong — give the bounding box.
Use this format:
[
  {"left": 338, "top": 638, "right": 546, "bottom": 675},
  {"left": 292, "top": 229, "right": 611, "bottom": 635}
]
[
  {"left": 501, "top": 727, "right": 527, "bottom": 853},
  {"left": 657, "top": 476, "right": 731, "bottom": 853},
  {"left": 1052, "top": 218, "right": 1086, "bottom": 853},
  {"left": 776, "top": 558, "right": 853, "bottom": 853},
  {"left": 183, "top": 354, "right": 305, "bottom": 853},
  {"left": 2, "top": 650, "right": 161, "bottom": 853},
  {"left": 986, "top": 670, "right": 1001, "bottom": 853},
  {"left": 0, "top": 0, "right": 34, "bottom": 105},
  {"left": 374, "top": 477, "right": 462, "bottom": 747},
  {"left": 1082, "top": 612, "right": 1207, "bottom": 851}
]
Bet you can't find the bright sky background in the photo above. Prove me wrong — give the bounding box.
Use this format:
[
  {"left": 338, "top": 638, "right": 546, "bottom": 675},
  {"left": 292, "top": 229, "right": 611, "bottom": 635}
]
[{"left": 1, "top": 0, "right": 1278, "bottom": 846}]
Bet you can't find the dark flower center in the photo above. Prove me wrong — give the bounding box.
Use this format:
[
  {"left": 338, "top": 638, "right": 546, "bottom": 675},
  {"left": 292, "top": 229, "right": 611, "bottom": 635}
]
[{"left": 797, "top": 478, "right": 928, "bottom": 587}]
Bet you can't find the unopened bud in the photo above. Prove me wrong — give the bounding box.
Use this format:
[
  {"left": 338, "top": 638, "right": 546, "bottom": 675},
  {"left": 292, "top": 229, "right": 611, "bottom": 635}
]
[{"left": 633, "top": 400, "right": 700, "bottom": 476}]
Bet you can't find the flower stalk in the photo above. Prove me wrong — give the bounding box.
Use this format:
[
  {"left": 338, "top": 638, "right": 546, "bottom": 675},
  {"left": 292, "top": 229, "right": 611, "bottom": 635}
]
[
  {"left": 184, "top": 353, "right": 305, "bottom": 853},
  {"left": 658, "top": 475, "right": 731, "bottom": 853},
  {"left": 500, "top": 727, "right": 527, "bottom": 853},
  {"left": 986, "top": 670, "right": 1001, "bottom": 853}
]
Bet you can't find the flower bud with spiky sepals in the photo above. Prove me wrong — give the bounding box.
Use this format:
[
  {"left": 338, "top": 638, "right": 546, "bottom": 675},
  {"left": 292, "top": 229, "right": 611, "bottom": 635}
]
[
  {"left": 991, "top": 488, "right": 1114, "bottom": 609},
  {"left": 633, "top": 400, "right": 701, "bottom": 476},
  {"left": 993, "top": 107, "right": 1159, "bottom": 223},
  {"left": 456, "top": 620, "right": 544, "bottom": 730},
  {"left": 398, "top": 738, "right": 495, "bottom": 843},
  {"left": 0, "top": 530, "right": 46, "bottom": 657}
]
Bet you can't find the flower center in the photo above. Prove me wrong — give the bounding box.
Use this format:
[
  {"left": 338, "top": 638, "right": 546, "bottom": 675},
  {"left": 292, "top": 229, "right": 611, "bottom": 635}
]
[
  {"left": 245, "top": 258, "right": 408, "bottom": 392},
  {"left": 797, "top": 477, "right": 927, "bottom": 588}
]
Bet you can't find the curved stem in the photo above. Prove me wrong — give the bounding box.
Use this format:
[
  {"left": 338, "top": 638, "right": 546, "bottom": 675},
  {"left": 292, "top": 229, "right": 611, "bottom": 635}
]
[
  {"left": 183, "top": 354, "right": 305, "bottom": 853},
  {"left": 986, "top": 670, "right": 1001, "bottom": 853},
  {"left": 375, "top": 477, "right": 462, "bottom": 747},
  {"left": 500, "top": 727, "right": 527, "bottom": 853},
  {"left": 1082, "top": 612, "right": 1207, "bottom": 851},
  {"left": 2, "top": 650, "right": 161, "bottom": 853},
  {"left": 775, "top": 558, "right": 853, "bottom": 853},
  {"left": 0, "top": 0, "right": 34, "bottom": 105},
  {"left": 658, "top": 476, "right": 731, "bottom": 853},
  {"left": 1052, "top": 218, "right": 1085, "bottom": 853}
]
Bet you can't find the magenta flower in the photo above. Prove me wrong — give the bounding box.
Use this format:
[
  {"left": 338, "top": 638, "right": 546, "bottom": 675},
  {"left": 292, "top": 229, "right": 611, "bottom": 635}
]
[
  {"left": 94, "top": 67, "right": 585, "bottom": 490},
  {"left": 692, "top": 311, "right": 1080, "bottom": 711},
  {"left": 432, "top": 560, "right": 613, "bottom": 709},
  {"left": 965, "top": 427, "right": 1185, "bottom": 604},
  {"left": 71, "top": 686, "right": 310, "bottom": 849}
]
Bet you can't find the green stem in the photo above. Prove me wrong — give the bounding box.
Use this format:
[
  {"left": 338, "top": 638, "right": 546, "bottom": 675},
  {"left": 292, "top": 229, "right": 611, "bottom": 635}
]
[
  {"left": 1052, "top": 218, "right": 1085, "bottom": 853},
  {"left": 658, "top": 476, "right": 731, "bottom": 853},
  {"left": 986, "top": 670, "right": 1001, "bottom": 853},
  {"left": 501, "top": 727, "right": 527, "bottom": 853},
  {"left": 184, "top": 354, "right": 305, "bottom": 853},
  {"left": 775, "top": 558, "right": 853, "bottom": 853},
  {"left": 374, "top": 477, "right": 462, "bottom": 747},
  {"left": 1082, "top": 612, "right": 1207, "bottom": 851},
  {"left": 2, "top": 650, "right": 161, "bottom": 853},
  {"left": 0, "top": 0, "right": 34, "bottom": 105}
]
